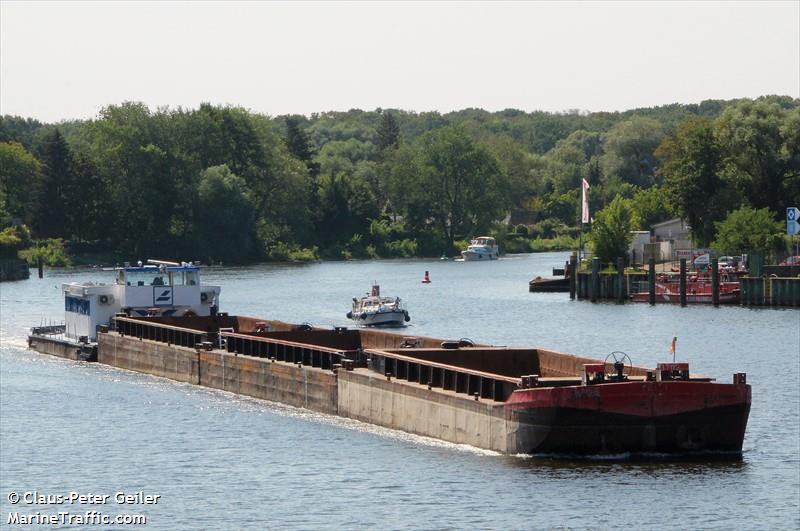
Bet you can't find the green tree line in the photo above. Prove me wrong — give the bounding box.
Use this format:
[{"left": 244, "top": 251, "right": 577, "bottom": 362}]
[{"left": 0, "top": 96, "right": 797, "bottom": 265}]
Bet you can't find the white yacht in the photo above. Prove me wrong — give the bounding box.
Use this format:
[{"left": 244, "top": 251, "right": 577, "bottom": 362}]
[
  {"left": 460, "top": 236, "right": 499, "bottom": 261},
  {"left": 347, "top": 284, "right": 410, "bottom": 327}
]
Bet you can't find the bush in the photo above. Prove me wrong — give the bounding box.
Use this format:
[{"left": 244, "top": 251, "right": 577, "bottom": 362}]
[
  {"left": 0, "top": 225, "right": 32, "bottom": 259},
  {"left": 530, "top": 219, "right": 565, "bottom": 239},
  {"left": 529, "top": 235, "right": 579, "bottom": 252},
  {"left": 266, "top": 241, "right": 319, "bottom": 262},
  {"left": 503, "top": 236, "right": 531, "bottom": 253},
  {"left": 589, "top": 197, "right": 633, "bottom": 263},
  {"left": 385, "top": 238, "right": 418, "bottom": 258},
  {"left": 452, "top": 238, "right": 471, "bottom": 254},
  {"left": 342, "top": 233, "right": 368, "bottom": 259},
  {"left": 18, "top": 238, "right": 72, "bottom": 267},
  {"left": 712, "top": 207, "right": 784, "bottom": 261}
]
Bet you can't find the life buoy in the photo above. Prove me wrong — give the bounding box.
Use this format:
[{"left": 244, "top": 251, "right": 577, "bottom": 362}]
[
  {"left": 200, "top": 292, "right": 209, "bottom": 303},
  {"left": 99, "top": 295, "right": 109, "bottom": 304}
]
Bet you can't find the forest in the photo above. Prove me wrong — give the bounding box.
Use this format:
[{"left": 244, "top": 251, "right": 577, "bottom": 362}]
[{"left": 0, "top": 95, "right": 797, "bottom": 266}]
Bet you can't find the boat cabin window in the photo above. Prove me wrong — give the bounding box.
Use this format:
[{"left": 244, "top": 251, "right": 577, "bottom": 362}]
[{"left": 123, "top": 270, "right": 173, "bottom": 287}]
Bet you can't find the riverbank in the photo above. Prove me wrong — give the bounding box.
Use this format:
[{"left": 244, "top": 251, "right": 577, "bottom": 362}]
[{"left": 27, "top": 238, "right": 577, "bottom": 269}]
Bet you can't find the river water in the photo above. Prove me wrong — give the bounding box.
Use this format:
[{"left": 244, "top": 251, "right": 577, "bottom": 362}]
[{"left": 1, "top": 252, "right": 798, "bottom": 530}]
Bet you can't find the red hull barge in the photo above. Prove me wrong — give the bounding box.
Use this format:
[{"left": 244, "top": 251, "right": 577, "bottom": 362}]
[{"left": 630, "top": 280, "right": 741, "bottom": 304}]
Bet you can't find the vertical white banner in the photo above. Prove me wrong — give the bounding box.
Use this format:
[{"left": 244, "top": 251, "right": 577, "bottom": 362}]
[{"left": 581, "top": 178, "right": 590, "bottom": 224}]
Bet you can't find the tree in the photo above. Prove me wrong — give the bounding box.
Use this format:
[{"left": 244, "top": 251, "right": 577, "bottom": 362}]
[
  {"left": 0, "top": 142, "right": 41, "bottom": 224},
  {"left": 545, "top": 130, "right": 603, "bottom": 195},
  {"left": 377, "top": 111, "right": 401, "bottom": 151},
  {"left": 714, "top": 99, "right": 798, "bottom": 216},
  {"left": 68, "top": 151, "right": 111, "bottom": 242},
  {"left": 657, "top": 117, "right": 731, "bottom": 245},
  {"left": 0, "top": 115, "right": 44, "bottom": 150},
  {"left": 485, "top": 136, "right": 544, "bottom": 218},
  {"left": 590, "top": 196, "right": 633, "bottom": 263},
  {"left": 416, "top": 126, "right": 509, "bottom": 248},
  {"left": 33, "top": 129, "right": 73, "bottom": 238},
  {"left": 712, "top": 206, "right": 784, "bottom": 259},
  {"left": 782, "top": 107, "right": 800, "bottom": 204},
  {"left": 315, "top": 139, "right": 377, "bottom": 177},
  {"left": 384, "top": 144, "right": 430, "bottom": 233},
  {"left": 630, "top": 186, "right": 673, "bottom": 231},
  {"left": 601, "top": 116, "right": 664, "bottom": 188},
  {"left": 85, "top": 103, "right": 186, "bottom": 254},
  {"left": 314, "top": 172, "right": 379, "bottom": 245},
  {"left": 195, "top": 165, "right": 256, "bottom": 263},
  {"left": 285, "top": 115, "right": 319, "bottom": 177}
]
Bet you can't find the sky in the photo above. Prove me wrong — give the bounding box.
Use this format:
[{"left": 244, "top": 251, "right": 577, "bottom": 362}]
[{"left": 1, "top": 1, "right": 798, "bottom": 123}]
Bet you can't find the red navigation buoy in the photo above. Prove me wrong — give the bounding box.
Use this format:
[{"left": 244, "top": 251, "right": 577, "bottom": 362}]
[{"left": 422, "top": 271, "right": 431, "bottom": 283}]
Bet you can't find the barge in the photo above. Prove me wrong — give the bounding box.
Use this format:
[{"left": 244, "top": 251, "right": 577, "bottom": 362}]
[
  {"left": 529, "top": 264, "right": 571, "bottom": 293},
  {"left": 630, "top": 277, "right": 741, "bottom": 304},
  {"left": 30, "top": 313, "right": 751, "bottom": 457}
]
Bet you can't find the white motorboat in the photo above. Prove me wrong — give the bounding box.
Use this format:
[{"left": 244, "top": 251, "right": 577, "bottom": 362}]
[
  {"left": 460, "top": 236, "right": 499, "bottom": 261},
  {"left": 347, "top": 284, "right": 410, "bottom": 327}
]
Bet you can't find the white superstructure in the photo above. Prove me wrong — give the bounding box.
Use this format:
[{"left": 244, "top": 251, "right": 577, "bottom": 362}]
[
  {"left": 460, "top": 236, "right": 499, "bottom": 261},
  {"left": 63, "top": 260, "right": 221, "bottom": 341}
]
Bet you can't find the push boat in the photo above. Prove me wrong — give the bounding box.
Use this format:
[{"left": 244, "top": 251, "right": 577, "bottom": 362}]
[
  {"left": 529, "top": 264, "right": 571, "bottom": 293},
  {"left": 28, "top": 260, "right": 221, "bottom": 360},
  {"left": 460, "top": 236, "right": 499, "bottom": 261},
  {"left": 347, "top": 284, "right": 410, "bottom": 327}
]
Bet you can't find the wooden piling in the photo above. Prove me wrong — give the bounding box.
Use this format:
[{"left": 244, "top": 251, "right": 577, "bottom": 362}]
[
  {"left": 711, "top": 258, "right": 719, "bottom": 307},
  {"left": 648, "top": 258, "right": 656, "bottom": 305},
  {"left": 37, "top": 256, "right": 43, "bottom": 279},
  {"left": 590, "top": 258, "right": 600, "bottom": 303},
  {"left": 569, "top": 253, "right": 577, "bottom": 300},
  {"left": 616, "top": 257, "right": 625, "bottom": 303},
  {"left": 679, "top": 258, "right": 687, "bottom": 307}
]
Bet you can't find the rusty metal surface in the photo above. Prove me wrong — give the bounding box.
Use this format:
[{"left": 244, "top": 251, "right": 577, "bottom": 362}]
[
  {"left": 221, "top": 330, "right": 357, "bottom": 355},
  {"left": 364, "top": 348, "right": 520, "bottom": 384},
  {"left": 115, "top": 316, "right": 212, "bottom": 335}
]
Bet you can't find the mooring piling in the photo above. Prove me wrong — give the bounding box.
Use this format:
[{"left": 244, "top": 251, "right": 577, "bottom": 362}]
[{"left": 679, "top": 258, "right": 687, "bottom": 307}]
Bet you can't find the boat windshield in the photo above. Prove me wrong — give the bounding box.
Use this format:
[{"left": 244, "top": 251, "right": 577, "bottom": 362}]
[
  {"left": 359, "top": 296, "right": 401, "bottom": 309},
  {"left": 123, "top": 271, "right": 172, "bottom": 287},
  {"left": 117, "top": 267, "right": 200, "bottom": 287}
]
